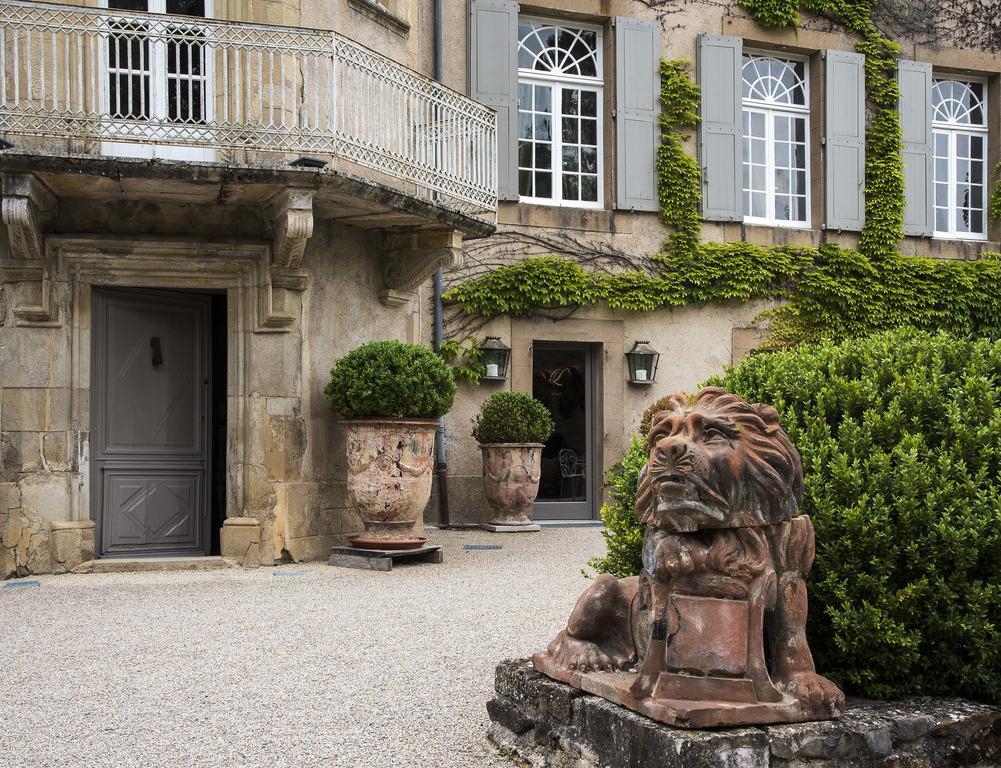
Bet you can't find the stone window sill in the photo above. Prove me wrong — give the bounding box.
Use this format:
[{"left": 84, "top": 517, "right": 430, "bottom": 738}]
[
  {"left": 499, "top": 201, "right": 625, "bottom": 234},
  {"left": 347, "top": 0, "right": 410, "bottom": 36}
]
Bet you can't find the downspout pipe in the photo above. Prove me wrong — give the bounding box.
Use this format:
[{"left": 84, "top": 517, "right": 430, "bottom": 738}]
[{"left": 432, "top": 0, "right": 451, "bottom": 528}]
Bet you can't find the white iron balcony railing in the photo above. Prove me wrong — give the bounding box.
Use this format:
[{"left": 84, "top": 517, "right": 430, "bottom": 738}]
[{"left": 0, "top": 1, "right": 497, "bottom": 217}]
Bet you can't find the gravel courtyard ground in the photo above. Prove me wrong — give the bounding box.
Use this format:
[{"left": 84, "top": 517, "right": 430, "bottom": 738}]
[{"left": 1, "top": 527, "right": 604, "bottom": 768}]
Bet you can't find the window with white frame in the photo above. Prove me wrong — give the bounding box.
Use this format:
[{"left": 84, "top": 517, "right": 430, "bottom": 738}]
[
  {"left": 104, "top": 0, "right": 210, "bottom": 126},
  {"left": 932, "top": 79, "right": 988, "bottom": 239},
  {"left": 741, "top": 53, "right": 810, "bottom": 226},
  {"left": 517, "top": 20, "right": 602, "bottom": 207}
]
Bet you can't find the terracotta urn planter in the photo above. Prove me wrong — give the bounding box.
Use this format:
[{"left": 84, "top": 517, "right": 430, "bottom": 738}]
[
  {"left": 344, "top": 418, "right": 437, "bottom": 547},
  {"left": 480, "top": 443, "right": 544, "bottom": 526}
]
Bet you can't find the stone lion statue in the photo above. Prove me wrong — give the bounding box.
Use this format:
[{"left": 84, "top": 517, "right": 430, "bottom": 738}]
[{"left": 535, "top": 387, "right": 845, "bottom": 727}]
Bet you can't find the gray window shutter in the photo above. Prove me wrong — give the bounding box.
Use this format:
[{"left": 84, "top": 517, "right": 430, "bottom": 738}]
[
  {"left": 825, "top": 50, "right": 866, "bottom": 231},
  {"left": 615, "top": 17, "right": 661, "bottom": 212},
  {"left": 898, "top": 59, "right": 933, "bottom": 236},
  {"left": 469, "top": 0, "right": 519, "bottom": 201},
  {"left": 698, "top": 34, "right": 742, "bottom": 221}
]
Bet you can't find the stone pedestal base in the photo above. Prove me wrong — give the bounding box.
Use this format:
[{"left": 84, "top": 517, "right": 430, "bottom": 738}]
[
  {"left": 328, "top": 545, "right": 442, "bottom": 571},
  {"left": 480, "top": 523, "right": 541, "bottom": 533},
  {"left": 488, "top": 659, "right": 1001, "bottom": 768},
  {"left": 534, "top": 651, "right": 810, "bottom": 728},
  {"left": 220, "top": 517, "right": 261, "bottom": 568},
  {"left": 48, "top": 521, "right": 95, "bottom": 574}
]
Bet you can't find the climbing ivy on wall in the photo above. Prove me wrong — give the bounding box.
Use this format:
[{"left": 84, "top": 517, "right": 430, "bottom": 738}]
[
  {"left": 445, "top": 7, "right": 1001, "bottom": 348},
  {"left": 656, "top": 59, "right": 702, "bottom": 257},
  {"left": 445, "top": 249, "right": 1001, "bottom": 346}
]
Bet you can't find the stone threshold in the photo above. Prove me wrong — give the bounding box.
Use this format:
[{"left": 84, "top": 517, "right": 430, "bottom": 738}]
[
  {"left": 73, "top": 557, "right": 236, "bottom": 574},
  {"left": 487, "top": 659, "right": 1001, "bottom": 768}
]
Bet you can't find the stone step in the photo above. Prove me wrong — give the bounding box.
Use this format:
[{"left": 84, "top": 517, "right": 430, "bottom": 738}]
[{"left": 73, "top": 556, "right": 235, "bottom": 574}]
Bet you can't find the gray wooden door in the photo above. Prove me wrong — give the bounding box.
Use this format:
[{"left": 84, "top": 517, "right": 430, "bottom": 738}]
[{"left": 92, "top": 288, "right": 211, "bottom": 557}]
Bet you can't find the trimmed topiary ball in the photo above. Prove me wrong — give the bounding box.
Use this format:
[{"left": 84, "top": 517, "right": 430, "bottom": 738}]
[
  {"left": 593, "top": 328, "right": 1001, "bottom": 702},
  {"left": 472, "top": 392, "right": 554, "bottom": 444},
  {"left": 325, "top": 340, "right": 456, "bottom": 420}
]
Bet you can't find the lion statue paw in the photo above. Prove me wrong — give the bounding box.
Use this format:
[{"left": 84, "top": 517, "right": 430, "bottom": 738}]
[
  {"left": 547, "top": 630, "right": 633, "bottom": 673},
  {"left": 781, "top": 671, "right": 846, "bottom": 717}
]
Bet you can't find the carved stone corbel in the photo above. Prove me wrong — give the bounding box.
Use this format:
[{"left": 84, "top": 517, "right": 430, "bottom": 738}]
[
  {"left": 379, "top": 229, "right": 463, "bottom": 308},
  {"left": 254, "top": 187, "right": 315, "bottom": 331},
  {"left": 268, "top": 188, "right": 315, "bottom": 269},
  {"left": 2, "top": 174, "right": 56, "bottom": 263},
  {"left": 2, "top": 174, "right": 59, "bottom": 325}
]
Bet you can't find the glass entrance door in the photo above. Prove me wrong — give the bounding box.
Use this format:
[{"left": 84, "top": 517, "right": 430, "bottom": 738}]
[{"left": 532, "top": 343, "right": 597, "bottom": 520}]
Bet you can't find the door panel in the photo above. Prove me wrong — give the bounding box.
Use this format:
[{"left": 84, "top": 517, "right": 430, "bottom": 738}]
[
  {"left": 532, "top": 343, "right": 598, "bottom": 521},
  {"left": 103, "top": 299, "right": 200, "bottom": 453},
  {"left": 93, "top": 288, "right": 210, "bottom": 557}
]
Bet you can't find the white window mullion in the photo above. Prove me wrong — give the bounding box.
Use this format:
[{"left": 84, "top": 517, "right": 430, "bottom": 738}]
[
  {"left": 553, "top": 82, "right": 563, "bottom": 205},
  {"left": 766, "top": 110, "right": 776, "bottom": 222},
  {"left": 151, "top": 36, "right": 166, "bottom": 123},
  {"left": 948, "top": 130, "right": 957, "bottom": 237}
]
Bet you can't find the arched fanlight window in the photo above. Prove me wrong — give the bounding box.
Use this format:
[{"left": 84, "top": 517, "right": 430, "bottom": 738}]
[
  {"left": 740, "top": 53, "right": 810, "bottom": 227},
  {"left": 932, "top": 80, "right": 986, "bottom": 125},
  {"left": 741, "top": 55, "right": 807, "bottom": 107},
  {"left": 516, "top": 19, "right": 603, "bottom": 208},
  {"left": 517, "top": 22, "right": 599, "bottom": 78},
  {"left": 932, "top": 79, "right": 987, "bottom": 240}
]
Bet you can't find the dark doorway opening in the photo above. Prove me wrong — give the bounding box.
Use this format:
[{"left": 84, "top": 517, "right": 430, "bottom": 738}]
[
  {"left": 532, "top": 342, "right": 599, "bottom": 521},
  {"left": 208, "top": 293, "right": 227, "bottom": 556}
]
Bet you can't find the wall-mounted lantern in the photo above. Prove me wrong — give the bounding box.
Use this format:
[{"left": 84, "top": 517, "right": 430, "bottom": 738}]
[
  {"left": 626, "top": 340, "right": 659, "bottom": 385},
  {"left": 480, "top": 336, "right": 511, "bottom": 381}
]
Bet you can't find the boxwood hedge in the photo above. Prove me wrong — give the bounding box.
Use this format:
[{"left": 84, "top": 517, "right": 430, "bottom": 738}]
[
  {"left": 325, "top": 340, "right": 456, "bottom": 420},
  {"left": 591, "top": 329, "right": 1001, "bottom": 701}
]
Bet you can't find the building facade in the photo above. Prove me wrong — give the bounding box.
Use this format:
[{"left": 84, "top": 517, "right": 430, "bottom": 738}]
[
  {"left": 2, "top": 0, "right": 997, "bottom": 574},
  {"left": 430, "top": 0, "right": 1000, "bottom": 526},
  {"left": 0, "top": 0, "right": 496, "bottom": 576}
]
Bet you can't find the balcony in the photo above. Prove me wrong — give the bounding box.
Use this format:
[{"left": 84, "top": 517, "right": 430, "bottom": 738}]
[{"left": 0, "top": 0, "right": 497, "bottom": 223}]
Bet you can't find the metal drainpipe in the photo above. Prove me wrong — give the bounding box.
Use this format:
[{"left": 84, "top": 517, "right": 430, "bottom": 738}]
[{"left": 432, "top": 0, "right": 451, "bottom": 528}]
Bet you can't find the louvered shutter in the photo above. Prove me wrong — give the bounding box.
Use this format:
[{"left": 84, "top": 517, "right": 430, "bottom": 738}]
[
  {"left": 469, "top": 0, "right": 519, "bottom": 201},
  {"left": 898, "top": 59, "right": 934, "bottom": 236},
  {"left": 698, "top": 34, "right": 743, "bottom": 221},
  {"left": 615, "top": 17, "right": 661, "bottom": 211},
  {"left": 825, "top": 50, "right": 866, "bottom": 231}
]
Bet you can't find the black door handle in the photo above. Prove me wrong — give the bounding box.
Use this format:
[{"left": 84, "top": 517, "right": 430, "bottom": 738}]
[{"left": 150, "top": 336, "right": 163, "bottom": 367}]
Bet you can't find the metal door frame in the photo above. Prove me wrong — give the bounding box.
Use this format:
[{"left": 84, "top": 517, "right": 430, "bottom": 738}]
[
  {"left": 91, "top": 286, "right": 213, "bottom": 557},
  {"left": 532, "top": 341, "right": 602, "bottom": 521}
]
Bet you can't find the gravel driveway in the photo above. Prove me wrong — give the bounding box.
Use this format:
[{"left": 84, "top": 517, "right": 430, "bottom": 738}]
[{"left": 1, "top": 527, "right": 604, "bottom": 768}]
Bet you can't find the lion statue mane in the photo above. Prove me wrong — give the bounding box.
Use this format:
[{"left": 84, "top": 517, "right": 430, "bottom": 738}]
[{"left": 636, "top": 386, "right": 804, "bottom": 533}]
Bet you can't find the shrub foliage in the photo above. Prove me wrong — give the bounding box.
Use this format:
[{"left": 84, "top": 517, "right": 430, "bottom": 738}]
[
  {"left": 591, "top": 329, "right": 1001, "bottom": 701},
  {"left": 472, "top": 392, "right": 554, "bottom": 445},
  {"left": 325, "top": 340, "right": 456, "bottom": 419}
]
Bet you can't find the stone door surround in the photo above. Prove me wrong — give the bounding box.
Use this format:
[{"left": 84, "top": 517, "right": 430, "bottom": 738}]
[{"left": 53, "top": 235, "right": 282, "bottom": 525}]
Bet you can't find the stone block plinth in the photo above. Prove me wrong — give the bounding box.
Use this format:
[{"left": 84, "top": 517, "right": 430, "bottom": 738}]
[
  {"left": 487, "top": 659, "right": 1001, "bottom": 768},
  {"left": 48, "top": 520, "right": 95, "bottom": 574},
  {"left": 220, "top": 517, "right": 261, "bottom": 568}
]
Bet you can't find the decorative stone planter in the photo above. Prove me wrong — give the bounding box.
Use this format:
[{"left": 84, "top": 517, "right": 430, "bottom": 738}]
[
  {"left": 344, "top": 418, "right": 437, "bottom": 547},
  {"left": 480, "top": 443, "right": 543, "bottom": 528}
]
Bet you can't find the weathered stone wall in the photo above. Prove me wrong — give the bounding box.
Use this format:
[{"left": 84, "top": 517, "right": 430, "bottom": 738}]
[
  {"left": 276, "top": 220, "right": 426, "bottom": 562},
  {"left": 488, "top": 659, "right": 1001, "bottom": 767},
  {"left": 0, "top": 194, "right": 420, "bottom": 576}
]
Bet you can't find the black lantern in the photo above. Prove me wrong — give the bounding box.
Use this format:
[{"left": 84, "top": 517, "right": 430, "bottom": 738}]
[
  {"left": 626, "top": 340, "right": 659, "bottom": 384},
  {"left": 479, "top": 336, "right": 511, "bottom": 381}
]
